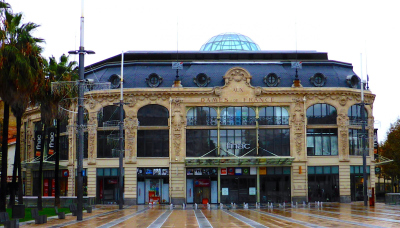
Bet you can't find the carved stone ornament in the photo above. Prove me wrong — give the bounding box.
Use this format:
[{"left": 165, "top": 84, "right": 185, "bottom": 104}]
[
  {"left": 171, "top": 99, "right": 185, "bottom": 157},
  {"left": 125, "top": 94, "right": 137, "bottom": 107},
  {"left": 340, "top": 129, "right": 348, "bottom": 159},
  {"left": 254, "top": 87, "right": 262, "bottom": 96},
  {"left": 337, "top": 113, "right": 348, "bottom": 129},
  {"left": 214, "top": 87, "right": 222, "bottom": 96},
  {"left": 290, "top": 97, "right": 305, "bottom": 156},
  {"left": 223, "top": 67, "right": 252, "bottom": 85}
]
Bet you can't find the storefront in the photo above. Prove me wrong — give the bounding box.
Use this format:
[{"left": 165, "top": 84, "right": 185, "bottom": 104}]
[
  {"left": 220, "top": 167, "right": 257, "bottom": 204},
  {"left": 97, "top": 168, "right": 123, "bottom": 204},
  {"left": 308, "top": 166, "right": 339, "bottom": 202},
  {"left": 186, "top": 168, "right": 218, "bottom": 204},
  {"left": 32, "top": 170, "right": 69, "bottom": 196},
  {"left": 350, "top": 165, "right": 370, "bottom": 201},
  {"left": 260, "top": 167, "right": 291, "bottom": 203},
  {"left": 137, "top": 168, "right": 169, "bottom": 204}
]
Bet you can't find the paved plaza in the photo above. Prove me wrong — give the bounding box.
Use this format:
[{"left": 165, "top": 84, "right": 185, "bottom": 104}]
[{"left": 17, "top": 202, "right": 400, "bottom": 228}]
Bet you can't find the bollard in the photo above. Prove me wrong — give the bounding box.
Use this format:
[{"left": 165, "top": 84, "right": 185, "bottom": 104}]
[
  {"left": 207, "top": 203, "right": 210, "bottom": 210},
  {"left": 303, "top": 201, "right": 306, "bottom": 207},
  {"left": 234, "top": 203, "right": 236, "bottom": 209},
  {"left": 296, "top": 202, "right": 298, "bottom": 208},
  {"left": 195, "top": 203, "right": 198, "bottom": 210},
  {"left": 283, "top": 202, "right": 285, "bottom": 208},
  {"left": 170, "top": 204, "right": 173, "bottom": 210},
  {"left": 183, "top": 203, "right": 185, "bottom": 210},
  {"left": 220, "top": 203, "right": 223, "bottom": 209},
  {"left": 321, "top": 202, "right": 323, "bottom": 207}
]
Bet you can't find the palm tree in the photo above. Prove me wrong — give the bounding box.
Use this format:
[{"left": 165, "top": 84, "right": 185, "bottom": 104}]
[
  {"left": 0, "top": 8, "right": 44, "bottom": 211},
  {"left": 45, "top": 54, "right": 77, "bottom": 207}
]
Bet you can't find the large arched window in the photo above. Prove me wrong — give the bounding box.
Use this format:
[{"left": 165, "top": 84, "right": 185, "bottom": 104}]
[
  {"left": 220, "top": 107, "right": 256, "bottom": 126},
  {"left": 259, "top": 107, "right": 289, "bottom": 125},
  {"left": 97, "top": 106, "right": 125, "bottom": 158},
  {"left": 97, "top": 106, "right": 125, "bottom": 127},
  {"left": 187, "top": 107, "right": 217, "bottom": 126},
  {"left": 307, "top": 104, "right": 337, "bottom": 124},
  {"left": 137, "top": 105, "right": 169, "bottom": 157},
  {"left": 348, "top": 104, "right": 368, "bottom": 126},
  {"left": 137, "top": 104, "right": 169, "bottom": 126}
]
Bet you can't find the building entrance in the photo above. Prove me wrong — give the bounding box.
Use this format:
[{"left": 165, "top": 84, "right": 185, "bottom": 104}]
[
  {"left": 220, "top": 168, "right": 256, "bottom": 204},
  {"left": 186, "top": 168, "right": 218, "bottom": 204}
]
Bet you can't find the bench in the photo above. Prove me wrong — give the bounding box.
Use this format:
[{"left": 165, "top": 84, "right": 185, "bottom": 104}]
[
  {"left": 30, "top": 208, "right": 47, "bottom": 224},
  {"left": 69, "top": 204, "right": 77, "bottom": 216},
  {"left": 0, "top": 212, "right": 17, "bottom": 228},
  {"left": 55, "top": 207, "right": 65, "bottom": 219}
]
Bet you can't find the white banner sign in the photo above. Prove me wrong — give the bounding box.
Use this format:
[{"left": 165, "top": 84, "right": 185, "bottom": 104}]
[
  {"left": 291, "top": 61, "right": 302, "bottom": 69},
  {"left": 172, "top": 62, "right": 183, "bottom": 69}
]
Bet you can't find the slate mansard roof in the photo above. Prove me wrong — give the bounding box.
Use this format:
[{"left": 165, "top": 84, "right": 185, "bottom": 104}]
[{"left": 84, "top": 50, "right": 359, "bottom": 89}]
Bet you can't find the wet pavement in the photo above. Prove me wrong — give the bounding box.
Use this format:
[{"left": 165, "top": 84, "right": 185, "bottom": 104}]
[{"left": 15, "top": 202, "right": 400, "bottom": 228}]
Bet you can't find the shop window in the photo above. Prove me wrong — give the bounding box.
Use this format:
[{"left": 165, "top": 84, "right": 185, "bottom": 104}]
[
  {"left": 59, "top": 135, "right": 69, "bottom": 160},
  {"left": 258, "top": 129, "right": 290, "bottom": 156},
  {"left": 349, "top": 128, "right": 369, "bottom": 156},
  {"left": 308, "top": 166, "right": 339, "bottom": 202},
  {"left": 260, "top": 167, "right": 291, "bottom": 203},
  {"left": 350, "top": 165, "right": 370, "bottom": 201},
  {"left": 97, "top": 168, "right": 124, "bottom": 204},
  {"left": 137, "top": 130, "right": 169, "bottom": 157},
  {"left": 219, "top": 129, "right": 256, "bottom": 156},
  {"left": 259, "top": 107, "right": 289, "bottom": 125},
  {"left": 186, "top": 130, "right": 218, "bottom": 157},
  {"left": 138, "top": 105, "right": 168, "bottom": 126},
  {"left": 187, "top": 107, "right": 217, "bottom": 126},
  {"left": 220, "top": 107, "right": 256, "bottom": 126},
  {"left": 306, "top": 104, "right": 337, "bottom": 124},
  {"left": 307, "top": 129, "right": 338, "bottom": 156},
  {"left": 348, "top": 104, "right": 368, "bottom": 126}
]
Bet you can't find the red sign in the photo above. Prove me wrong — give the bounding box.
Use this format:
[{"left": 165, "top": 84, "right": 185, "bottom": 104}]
[
  {"left": 221, "top": 168, "right": 227, "bottom": 175},
  {"left": 62, "top": 170, "right": 69, "bottom": 177},
  {"left": 195, "top": 179, "right": 211, "bottom": 187},
  {"left": 228, "top": 168, "right": 235, "bottom": 175},
  {"left": 44, "top": 179, "right": 49, "bottom": 196}
]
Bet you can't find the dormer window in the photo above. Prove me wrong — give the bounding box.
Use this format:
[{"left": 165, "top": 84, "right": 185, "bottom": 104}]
[{"left": 146, "top": 73, "right": 162, "bottom": 87}]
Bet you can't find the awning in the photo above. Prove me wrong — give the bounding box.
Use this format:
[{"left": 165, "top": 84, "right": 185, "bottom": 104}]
[
  {"left": 185, "top": 156, "right": 295, "bottom": 167},
  {"left": 22, "top": 161, "right": 68, "bottom": 170}
]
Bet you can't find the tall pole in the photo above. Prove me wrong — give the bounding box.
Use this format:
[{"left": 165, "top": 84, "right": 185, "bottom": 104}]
[
  {"left": 361, "top": 53, "right": 368, "bottom": 206},
  {"left": 69, "top": 0, "right": 94, "bottom": 219},
  {"left": 119, "top": 51, "right": 124, "bottom": 209},
  {"left": 76, "top": 0, "right": 85, "bottom": 220}
]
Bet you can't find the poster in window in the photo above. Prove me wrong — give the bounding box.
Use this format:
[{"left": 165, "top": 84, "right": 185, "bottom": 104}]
[
  {"left": 203, "top": 168, "right": 211, "bottom": 175},
  {"left": 153, "top": 169, "right": 161, "bottom": 175},
  {"left": 211, "top": 168, "right": 218, "bottom": 176},
  {"left": 228, "top": 168, "right": 235, "bottom": 175},
  {"left": 259, "top": 167, "right": 267, "bottom": 175},
  {"left": 235, "top": 168, "right": 242, "bottom": 175},
  {"left": 222, "top": 188, "right": 229, "bottom": 196},
  {"left": 249, "top": 187, "right": 256, "bottom": 195},
  {"left": 221, "top": 168, "right": 227, "bottom": 175},
  {"left": 194, "top": 168, "right": 202, "bottom": 175},
  {"left": 242, "top": 168, "right": 249, "bottom": 175},
  {"left": 187, "top": 169, "right": 194, "bottom": 175},
  {"left": 162, "top": 169, "right": 169, "bottom": 175},
  {"left": 250, "top": 167, "right": 257, "bottom": 175},
  {"left": 137, "top": 168, "right": 144, "bottom": 175},
  {"left": 146, "top": 169, "right": 153, "bottom": 175}
]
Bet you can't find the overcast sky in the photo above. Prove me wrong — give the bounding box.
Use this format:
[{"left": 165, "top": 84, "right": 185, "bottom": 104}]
[{"left": 6, "top": 0, "right": 400, "bottom": 143}]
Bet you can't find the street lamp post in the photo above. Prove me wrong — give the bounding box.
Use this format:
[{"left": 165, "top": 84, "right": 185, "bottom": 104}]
[
  {"left": 68, "top": 0, "right": 94, "bottom": 220},
  {"left": 360, "top": 54, "right": 368, "bottom": 207}
]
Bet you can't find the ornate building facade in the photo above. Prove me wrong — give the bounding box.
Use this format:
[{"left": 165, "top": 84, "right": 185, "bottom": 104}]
[{"left": 21, "top": 33, "right": 375, "bottom": 204}]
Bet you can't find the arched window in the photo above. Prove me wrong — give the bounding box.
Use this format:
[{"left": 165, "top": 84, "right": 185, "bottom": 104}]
[
  {"left": 220, "top": 107, "right": 256, "bottom": 126},
  {"left": 97, "top": 106, "right": 125, "bottom": 158},
  {"left": 97, "top": 106, "right": 125, "bottom": 127},
  {"left": 259, "top": 107, "right": 289, "bottom": 125},
  {"left": 137, "top": 105, "right": 169, "bottom": 157},
  {"left": 137, "top": 105, "right": 169, "bottom": 126},
  {"left": 307, "top": 104, "right": 337, "bottom": 124},
  {"left": 187, "top": 107, "right": 217, "bottom": 126},
  {"left": 348, "top": 104, "right": 368, "bottom": 126}
]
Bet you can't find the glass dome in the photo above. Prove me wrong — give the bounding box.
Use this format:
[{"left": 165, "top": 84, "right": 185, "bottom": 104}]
[{"left": 200, "top": 33, "right": 261, "bottom": 51}]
